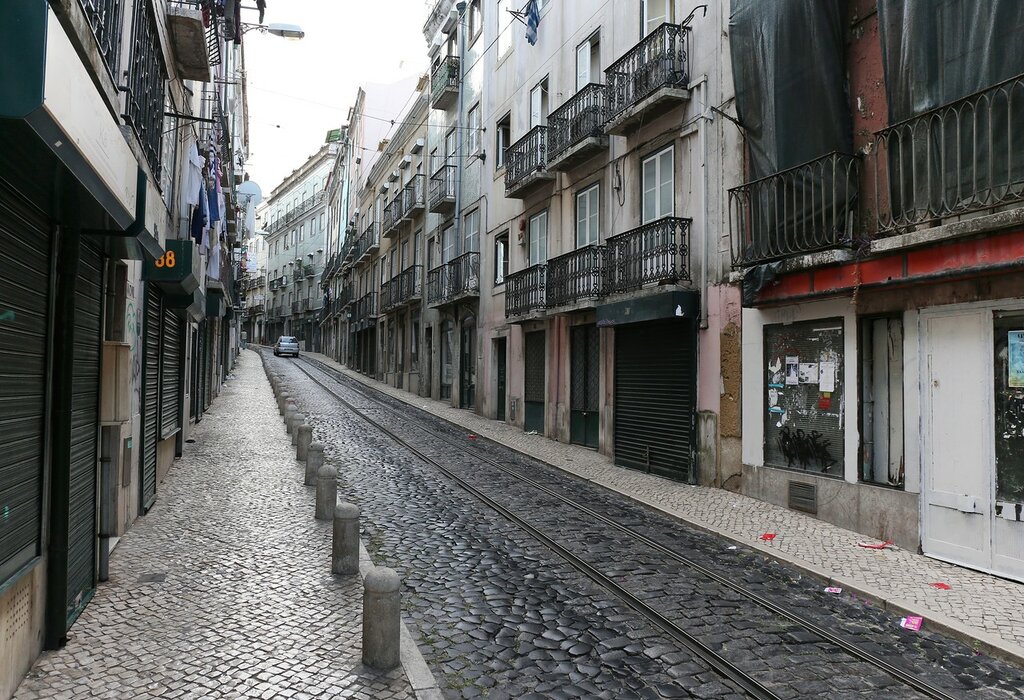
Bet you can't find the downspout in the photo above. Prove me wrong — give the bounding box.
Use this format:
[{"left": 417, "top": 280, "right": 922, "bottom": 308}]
[{"left": 452, "top": 0, "right": 468, "bottom": 406}]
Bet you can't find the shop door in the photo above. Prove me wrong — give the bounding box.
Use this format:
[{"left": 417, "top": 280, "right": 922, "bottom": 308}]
[
  {"left": 0, "top": 179, "right": 51, "bottom": 584},
  {"left": 496, "top": 338, "right": 507, "bottom": 421},
  {"left": 922, "top": 311, "right": 991, "bottom": 571},
  {"left": 460, "top": 318, "right": 476, "bottom": 409},
  {"left": 140, "top": 287, "right": 162, "bottom": 512},
  {"left": 160, "top": 309, "right": 182, "bottom": 440},
  {"left": 992, "top": 312, "right": 1024, "bottom": 580},
  {"left": 571, "top": 324, "right": 600, "bottom": 448},
  {"left": 66, "top": 241, "right": 102, "bottom": 625},
  {"left": 524, "top": 331, "right": 545, "bottom": 433},
  {"left": 614, "top": 319, "right": 696, "bottom": 481}
]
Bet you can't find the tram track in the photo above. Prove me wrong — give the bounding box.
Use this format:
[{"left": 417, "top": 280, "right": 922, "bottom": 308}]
[{"left": 283, "top": 352, "right": 970, "bottom": 700}]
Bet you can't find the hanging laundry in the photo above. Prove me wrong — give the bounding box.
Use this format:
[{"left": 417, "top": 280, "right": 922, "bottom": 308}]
[
  {"left": 257, "top": 0, "right": 266, "bottom": 24},
  {"left": 184, "top": 139, "right": 205, "bottom": 207},
  {"left": 190, "top": 203, "right": 205, "bottom": 246},
  {"left": 208, "top": 184, "right": 221, "bottom": 222}
]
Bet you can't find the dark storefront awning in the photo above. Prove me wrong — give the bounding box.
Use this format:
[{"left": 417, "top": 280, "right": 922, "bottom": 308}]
[{"left": 596, "top": 290, "right": 699, "bottom": 327}]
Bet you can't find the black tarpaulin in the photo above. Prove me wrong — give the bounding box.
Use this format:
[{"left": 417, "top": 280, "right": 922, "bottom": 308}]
[{"left": 728, "top": 0, "right": 852, "bottom": 180}]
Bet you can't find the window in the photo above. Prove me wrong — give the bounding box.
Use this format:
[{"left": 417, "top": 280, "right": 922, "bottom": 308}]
[
  {"left": 468, "top": 104, "right": 481, "bottom": 154},
  {"left": 496, "top": 113, "right": 511, "bottom": 169},
  {"left": 494, "top": 233, "right": 509, "bottom": 285},
  {"left": 414, "top": 230, "right": 423, "bottom": 266},
  {"left": 464, "top": 209, "right": 480, "bottom": 253},
  {"left": 445, "top": 129, "right": 457, "bottom": 166},
  {"left": 641, "top": 146, "right": 674, "bottom": 223},
  {"left": 576, "top": 33, "right": 600, "bottom": 91},
  {"left": 442, "top": 224, "right": 457, "bottom": 263},
  {"left": 497, "top": 0, "right": 511, "bottom": 56},
  {"left": 576, "top": 184, "right": 600, "bottom": 247},
  {"left": 530, "top": 79, "right": 548, "bottom": 129},
  {"left": 860, "top": 317, "right": 905, "bottom": 488},
  {"left": 299, "top": 224, "right": 304, "bottom": 242},
  {"left": 468, "top": 0, "right": 481, "bottom": 42},
  {"left": 528, "top": 211, "right": 548, "bottom": 266},
  {"left": 320, "top": 213, "right": 325, "bottom": 231},
  {"left": 642, "top": 0, "right": 674, "bottom": 36},
  {"left": 763, "top": 318, "right": 844, "bottom": 478}
]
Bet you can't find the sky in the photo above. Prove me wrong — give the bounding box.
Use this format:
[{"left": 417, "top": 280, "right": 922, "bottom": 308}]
[{"left": 242, "top": 0, "right": 433, "bottom": 195}]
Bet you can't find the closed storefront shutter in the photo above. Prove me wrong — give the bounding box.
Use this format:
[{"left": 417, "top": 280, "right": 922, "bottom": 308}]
[
  {"left": 160, "top": 308, "right": 182, "bottom": 439},
  {"left": 614, "top": 319, "right": 697, "bottom": 481},
  {"left": 141, "top": 286, "right": 161, "bottom": 511},
  {"left": 0, "top": 179, "right": 51, "bottom": 585},
  {"left": 524, "top": 331, "right": 546, "bottom": 433},
  {"left": 66, "top": 241, "right": 102, "bottom": 623}
]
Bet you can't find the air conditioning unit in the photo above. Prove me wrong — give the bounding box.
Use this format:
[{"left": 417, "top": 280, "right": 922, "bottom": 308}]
[
  {"left": 399, "top": 155, "right": 412, "bottom": 169},
  {"left": 411, "top": 138, "right": 424, "bottom": 155},
  {"left": 389, "top": 170, "right": 400, "bottom": 182}
]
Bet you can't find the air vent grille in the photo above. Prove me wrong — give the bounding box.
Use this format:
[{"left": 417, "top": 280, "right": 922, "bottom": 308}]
[{"left": 788, "top": 480, "right": 818, "bottom": 514}]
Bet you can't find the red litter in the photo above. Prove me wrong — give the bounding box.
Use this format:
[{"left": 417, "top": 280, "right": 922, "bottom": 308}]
[
  {"left": 759, "top": 533, "right": 777, "bottom": 543},
  {"left": 857, "top": 540, "right": 894, "bottom": 550},
  {"left": 930, "top": 582, "right": 952, "bottom": 590},
  {"left": 468, "top": 435, "right": 477, "bottom": 440}
]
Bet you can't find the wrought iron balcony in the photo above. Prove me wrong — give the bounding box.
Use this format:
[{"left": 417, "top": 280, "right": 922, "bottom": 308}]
[
  {"left": 606, "top": 217, "right": 692, "bottom": 294},
  {"left": 395, "top": 265, "right": 423, "bottom": 307},
  {"left": 80, "top": 0, "right": 124, "bottom": 78},
  {"left": 874, "top": 73, "right": 1024, "bottom": 236},
  {"left": 428, "top": 165, "right": 457, "bottom": 215},
  {"left": 505, "top": 126, "right": 555, "bottom": 198},
  {"left": 304, "top": 264, "right": 315, "bottom": 278},
  {"left": 728, "top": 152, "right": 859, "bottom": 267},
  {"left": 352, "top": 292, "right": 379, "bottom": 327},
  {"left": 605, "top": 23, "right": 690, "bottom": 135},
  {"left": 427, "top": 252, "right": 480, "bottom": 307},
  {"left": 265, "top": 191, "right": 329, "bottom": 236},
  {"left": 302, "top": 297, "right": 314, "bottom": 311},
  {"left": 339, "top": 284, "right": 353, "bottom": 308},
  {"left": 292, "top": 269, "right": 302, "bottom": 283},
  {"left": 291, "top": 301, "right": 301, "bottom": 314},
  {"left": 402, "top": 174, "right": 427, "bottom": 219},
  {"left": 546, "top": 245, "right": 608, "bottom": 309},
  {"left": 382, "top": 193, "right": 405, "bottom": 238},
  {"left": 504, "top": 264, "right": 547, "bottom": 319},
  {"left": 124, "top": 0, "right": 168, "bottom": 178},
  {"left": 380, "top": 278, "right": 397, "bottom": 312},
  {"left": 431, "top": 56, "right": 460, "bottom": 110},
  {"left": 247, "top": 303, "right": 265, "bottom": 316},
  {"left": 547, "top": 84, "right": 609, "bottom": 171},
  {"left": 355, "top": 221, "right": 380, "bottom": 263}
]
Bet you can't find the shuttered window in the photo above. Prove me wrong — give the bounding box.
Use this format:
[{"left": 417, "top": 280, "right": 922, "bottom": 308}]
[{"left": 141, "top": 288, "right": 161, "bottom": 510}]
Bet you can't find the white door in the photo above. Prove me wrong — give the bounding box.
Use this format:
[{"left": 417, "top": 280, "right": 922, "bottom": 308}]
[
  {"left": 530, "top": 83, "right": 545, "bottom": 128},
  {"left": 922, "top": 310, "right": 992, "bottom": 571},
  {"left": 576, "top": 41, "right": 591, "bottom": 91},
  {"left": 642, "top": 0, "right": 673, "bottom": 36},
  {"left": 992, "top": 311, "right": 1024, "bottom": 580},
  {"left": 642, "top": 146, "right": 674, "bottom": 224}
]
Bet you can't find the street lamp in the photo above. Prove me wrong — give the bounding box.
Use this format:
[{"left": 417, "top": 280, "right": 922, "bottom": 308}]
[{"left": 242, "top": 22, "right": 305, "bottom": 39}]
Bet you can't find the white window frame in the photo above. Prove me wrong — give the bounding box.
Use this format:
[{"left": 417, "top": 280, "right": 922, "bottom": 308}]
[
  {"left": 641, "top": 146, "right": 674, "bottom": 224},
  {"left": 576, "top": 183, "right": 600, "bottom": 248},
  {"left": 463, "top": 209, "right": 480, "bottom": 253},
  {"left": 442, "top": 224, "right": 457, "bottom": 263},
  {"left": 528, "top": 210, "right": 548, "bottom": 266},
  {"left": 642, "top": 0, "right": 674, "bottom": 36},
  {"left": 496, "top": 113, "right": 511, "bottom": 169},
  {"left": 468, "top": 104, "right": 481, "bottom": 154}
]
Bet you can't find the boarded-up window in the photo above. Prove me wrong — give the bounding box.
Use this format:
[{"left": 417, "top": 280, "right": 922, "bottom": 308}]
[{"left": 764, "top": 319, "right": 844, "bottom": 477}]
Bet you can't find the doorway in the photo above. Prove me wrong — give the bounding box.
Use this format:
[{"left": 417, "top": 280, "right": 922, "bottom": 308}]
[
  {"left": 524, "top": 331, "right": 545, "bottom": 433},
  {"left": 495, "top": 338, "right": 507, "bottom": 421},
  {"left": 460, "top": 316, "right": 476, "bottom": 409},
  {"left": 570, "top": 324, "right": 600, "bottom": 448}
]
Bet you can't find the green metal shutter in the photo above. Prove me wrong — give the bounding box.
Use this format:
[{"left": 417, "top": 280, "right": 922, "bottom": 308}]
[
  {"left": 614, "top": 319, "right": 697, "bottom": 481},
  {"left": 140, "top": 286, "right": 161, "bottom": 511},
  {"left": 524, "top": 331, "right": 545, "bottom": 433},
  {"left": 160, "top": 308, "right": 181, "bottom": 438},
  {"left": 0, "top": 178, "right": 51, "bottom": 585},
  {"left": 66, "top": 241, "right": 102, "bottom": 623}
]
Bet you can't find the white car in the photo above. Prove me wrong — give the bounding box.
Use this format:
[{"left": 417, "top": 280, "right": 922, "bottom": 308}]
[{"left": 274, "top": 336, "right": 300, "bottom": 357}]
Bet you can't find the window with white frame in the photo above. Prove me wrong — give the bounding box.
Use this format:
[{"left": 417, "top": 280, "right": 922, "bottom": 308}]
[
  {"left": 642, "top": 0, "right": 674, "bottom": 36},
  {"left": 494, "top": 232, "right": 509, "bottom": 285},
  {"left": 464, "top": 209, "right": 480, "bottom": 253},
  {"left": 468, "top": 104, "right": 481, "bottom": 154},
  {"left": 468, "top": 0, "right": 481, "bottom": 42},
  {"left": 576, "top": 33, "right": 600, "bottom": 91},
  {"left": 528, "top": 211, "right": 548, "bottom": 266},
  {"left": 497, "top": 0, "right": 512, "bottom": 56},
  {"left": 530, "top": 79, "right": 548, "bottom": 128},
  {"left": 641, "top": 146, "right": 674, "bottom": 223},
  {"left": 496, "top": 113, "right": 511, "bottom": 169},
  {"left": 576, "top": 184, "right": 600, "bottom": 247},
  {"left": 442, "top": 224, "right": 457, "bottom": 263}
]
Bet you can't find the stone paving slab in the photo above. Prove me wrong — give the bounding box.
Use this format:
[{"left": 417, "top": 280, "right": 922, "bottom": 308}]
[
  {"left": 303, "top": 352, "right": 1024, "bottom": 665},
  {"left": 13, "top": 351, "right": 415, "bottom": 700}
]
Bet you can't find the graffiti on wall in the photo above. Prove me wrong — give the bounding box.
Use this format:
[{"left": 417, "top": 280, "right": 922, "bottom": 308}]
[{"left": 126, "top": 282, "right": 142, "bottom": 411}]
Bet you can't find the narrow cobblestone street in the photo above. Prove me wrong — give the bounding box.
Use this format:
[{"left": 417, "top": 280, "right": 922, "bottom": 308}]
[{"left": 14, "top": 352, "right": 412, "bottom": 700}]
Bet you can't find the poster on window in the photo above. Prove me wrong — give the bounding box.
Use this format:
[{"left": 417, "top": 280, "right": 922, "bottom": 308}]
[{"left": 1009, "top": 331, "right": 1024, "bottom": 388}]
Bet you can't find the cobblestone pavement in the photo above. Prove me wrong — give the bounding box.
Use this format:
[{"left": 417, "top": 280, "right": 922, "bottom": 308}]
[
  {"left": 14, "top": 351, "right": 413, "bottom": 700},
  {"left": 271, "top": 353, "right": 1024, "bottom": 699},
  {"left": 303, "top": 352, "right": 1024, "bottom": 661}
]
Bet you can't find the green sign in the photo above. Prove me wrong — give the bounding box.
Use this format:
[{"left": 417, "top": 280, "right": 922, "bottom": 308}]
[
  {"left": 143, "top": 239, "right": 200, "bottom": 294},
  {"left": 0, "top": 0, "right": 46, "bottom": 119}
]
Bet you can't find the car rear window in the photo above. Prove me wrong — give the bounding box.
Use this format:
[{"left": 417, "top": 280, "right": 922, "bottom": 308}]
[{"left": 280, "top": 336, "right": 297, "bottom": 343}]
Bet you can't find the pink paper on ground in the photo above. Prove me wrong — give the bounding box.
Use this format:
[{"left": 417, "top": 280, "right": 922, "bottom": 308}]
[{"left": 900, "top": 616, "right": 924, "bottom": 631}]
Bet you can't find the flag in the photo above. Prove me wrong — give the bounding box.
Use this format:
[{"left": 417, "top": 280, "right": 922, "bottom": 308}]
[{"left": 525, "top": 0, "right": 540, "bottom": 46}]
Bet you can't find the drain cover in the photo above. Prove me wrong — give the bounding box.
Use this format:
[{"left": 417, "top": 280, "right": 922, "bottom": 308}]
[{"left": 137, "top": 573, "right": 166, "bottom": 583}]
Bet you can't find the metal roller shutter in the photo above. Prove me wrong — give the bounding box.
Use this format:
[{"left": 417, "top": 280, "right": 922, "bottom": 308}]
[
  {"left": 140, "top": 287, "right": 161, "bottom": 511},
  {"left": 160, "top": 309, "right": 182, "bottom": 438},
  {"left": 614, "top": 319, "right": 697, "bottom": 481},
  {"left": 524, "top": 331, "right": 545, "bottom": 433},
  {"left": 0, "top": 179, "right": 51, "bottom": 585},
  {"left": 66, "top": 241, "right": 102, "bottom": 622}
]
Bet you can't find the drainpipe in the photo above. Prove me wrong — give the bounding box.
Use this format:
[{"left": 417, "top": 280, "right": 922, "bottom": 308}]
[{"left": 453, "top": 1, "right": 467, "bottom": 255}]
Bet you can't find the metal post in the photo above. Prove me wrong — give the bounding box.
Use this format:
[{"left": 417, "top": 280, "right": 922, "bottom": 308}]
[
  {"left": 315, "top": 464, "right": 338, "bottom": 520},
  {"left": 305, "top": 443, "right": 324, "bottom": 486},
  {"left": 362, "top": 567, "right": 401, "bottom": 670},
  {"left": 332, "top": 502, "right": 360, "bottom": 575},
  {"left": 297, "top": 424, "right": 313, "bottom": 461}
]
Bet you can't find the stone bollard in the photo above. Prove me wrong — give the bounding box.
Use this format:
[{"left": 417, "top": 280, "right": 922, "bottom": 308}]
[
  {"left": 305, "top": 443, "right": 324, "bottom": 486},
  {"left": 315, "top": 464, "right": 337, "bottom": 520},
  {"left": 291, "top": 416, "right": 306, "bottom": 445},
  {"left": 362, "top": 567, "right": 401, "bottom": 670},
  {"left": 278, "top": 391, "right": 291, "bottom": 415},
  {"left": 332, "top": 502, "right": 360, "bottom": 575},
  {"left": 297, "top": 424, "right": 313, "bottom": 462},
  {"left": 284, "top": 406, "right": 297, "bottom": 433},
  {"left": 284, "top": 397, "right": 298, "bottom": 419}
]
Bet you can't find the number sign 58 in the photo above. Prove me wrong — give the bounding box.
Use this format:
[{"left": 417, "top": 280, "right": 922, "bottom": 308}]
[{"left": 154, "top": 251, "right": 176, "bottom": 268}]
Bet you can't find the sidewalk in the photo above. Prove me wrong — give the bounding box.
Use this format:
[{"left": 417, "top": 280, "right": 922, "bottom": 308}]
[
  {"left": 305, "top": 351, "right": 1024, "bottom": 665},
  {"left": 14, "top": 351, "right": 414, "bottom": 700}
]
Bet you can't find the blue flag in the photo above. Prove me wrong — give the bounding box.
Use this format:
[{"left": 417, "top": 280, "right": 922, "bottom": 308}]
[{"left": 525, "top": 0, "right": 540, "bottom": 46}]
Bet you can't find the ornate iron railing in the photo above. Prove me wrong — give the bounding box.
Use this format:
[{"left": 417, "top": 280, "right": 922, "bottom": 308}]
[
  {"left": 403, "top": 174, "right": 427, "bottom": 216},
  {"left": 505, "top": 126, "right": 549, "bottom": 194},
  {"left": 302, "top": 264, "right": 314, "bottom": 278},
  {"left": 353, "top": 292, "right": 379, "bottom": 323},
  {"left": 546, "top": 245, "right": 608, "bottom": 307},
  {"left": 125, "top": 0, "right": 167, "bottom": 178},
  {"left": 291, "top": 301, "right": 301, "bottom": 314},
  {"left": 79, "top": 0, "right": 124, "bottom": 77},
  {"left": 339, "top": 284, "right": 353, "bottom": 308},
  {"left": 355, "top": 221, "right": 379, "bottom": 261},
  {"left": 380, "top": 278, "right": 396, "bottom": 312},
  {"left": 548, "top": 84, "right": 608, "bottom": 162},
  {"left": 605, "top": 23, "right": 690, "bottom": 121},
  {"left": 265, "top": 191, "right": 328, "bottom": 236},
  {"left": 728, "top": 152, "right": 859, "bottom": 267},
  {"left": 428, "top": 165, "right": 457, "bottom": 210},
  {"left": 875, "top": 73, "right": 1024, "bottom": 235},
  {"left": 607, "top": 217, "right": 691, "bottom": 293},
  {"left": 430, "top": 56, "right": 460, "bottom": 107},
  {"left": 395, "top": 265, "right": 423, "bottom": 306},
  {"left": 505, "top": 264, "right": 547, "bottom": 318},
  {"left": 247, "top": 303, "right": 264, "bottom": 316},
  {"left": 427, "top": 252, "right": 480, "bottom": 305}
]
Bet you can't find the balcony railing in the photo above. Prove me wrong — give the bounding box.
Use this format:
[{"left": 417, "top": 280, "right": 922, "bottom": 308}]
[
  {"left": 431, "top": 56, "right": 460, "bottom": 110},
  {"left": 304, "top": 264, "right": 315, "bottom": 278},
  {"left": 505, "top": 126, "right": 551, "bottom": 196},
  {"left": 605, "top": 23, "right": 690, "bottom": 125},
  {"left": 247, "top": 303, "right": 265, "bottom": 316},
  {"left": 80, "top": 0, "right": 124, "bottom": 78},
  {"left": 353, "top": 292, "right": 379, "bottom": 325},
  {"left": 607, "top": 217, "right": 692, "bottom": 293},
  {"left": 291, "top": 301, "right": 301, "bottom": 314},
  {"left": 124, "top": 0, "right": 167, "bottom": 178},
  {"left": 380, "top": 278, "right": 396, "bottom": 312},
  {"left": 339, "top": 285, "right": 353, "bottom": 308},
  {"left": 355, "top": 221, "right": 379, "bottom": 262},
  {"left": 395, "top": 264, "right": 422, "bottom": 306},
  {"left": 547, "top": 83, "right": 608, "bottom": 165},
  {"left": 505, "top": 264, "right": 547, "bottom": 318},
  {"left": 427, "top": 252, "right": 480, "bottom": 306},
  {"left": 402, "top": 174, "right": 427, "bottom": 218},
  {"left": 265, "top": 191, "right": 328, "bottom": 236},
  {"left": 292, "top": 269, "right": 302, "bottom": 283},
  {"left": 546, "top": 245, "right": 608, "bottom": 307},
  {"left": 875, "top": 73, "right": 1024, "bottom": 235},
  {"left": 382, "top": 195, "right": 401, "bottom": 236},
  {"left": 428, "top": 165, "right": 457, "bottom": 213},
  {"left": 728, "top": 152, "right": 859, "bottom": 267}
]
